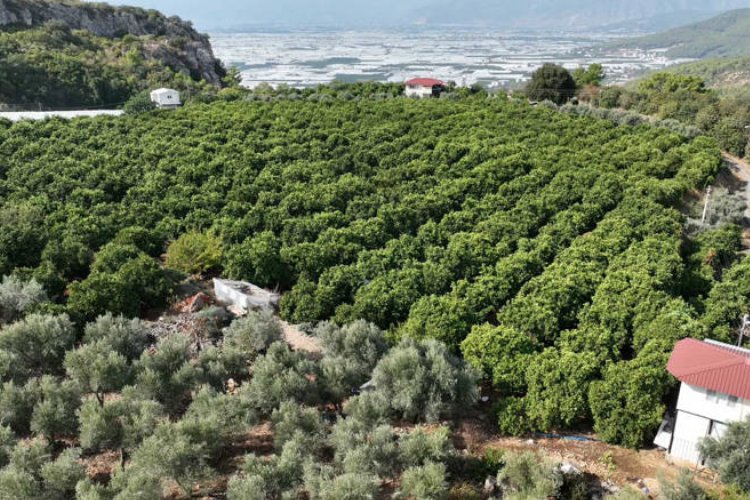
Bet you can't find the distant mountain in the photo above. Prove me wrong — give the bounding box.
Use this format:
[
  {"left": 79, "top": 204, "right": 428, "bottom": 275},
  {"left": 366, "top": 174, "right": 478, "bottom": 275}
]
[
  {"left": 409, "top": 0, "right": 750, "bottom": 28},
  {"left": 106, "top": 0, "right": 750, "bottom": 30},
  {"left": 604, "top": 8, "right": 750, "bottom": 58}
]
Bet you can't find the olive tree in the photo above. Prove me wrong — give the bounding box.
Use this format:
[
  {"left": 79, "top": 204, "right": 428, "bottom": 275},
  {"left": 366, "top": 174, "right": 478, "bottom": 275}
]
[
  {"left": 82, "top": 313, "right": 151, "bottom": 361},
  {"left": 497, "top": 451, "right": 563, "bottom": 500},
  {"left": 64, "top": 341, "right": 130, "bottom": 406},
  {"left": 371, "top": 338, "right": 479, "bottom": 422},
  {"left": 303, "top": 463, "right": 379, "bottom": 500},
  {"left": 0, "top": 276, "right": 46, "bottom": 325},
  {"left": 134, "top": 334, "right": 196, "bottom": 413},
  {"left": 223, "top": 310, "right": 283, "bottom": 359},
  {"left": 77, "top": 388, "right": 165, "bottom": 453},
  {"left": 399, "top": 426, "right": 453, "bottom": 469},
  {"left": 29, "top": 376, "right": 81, "bottom": 442},
  {"left": 227, "top": 436, "right": 308, "bottom": 499},
  {"left": 271, "top": 401, "right": 325, "bottom": 452},
  {"left": 0, "top": 314, "right": 76, "bottom": 382},
  {"left": 399, "top": 462, "right": 448, "bottom": 500},
  {"left": 240, "top": 342, "right": 320, "bottom": 415},
  {"left": 699, "top": 416, "right": 750, "bottom": 492},
  {"left": 317, "top": 320, "right": 388, "bottom": 402}
]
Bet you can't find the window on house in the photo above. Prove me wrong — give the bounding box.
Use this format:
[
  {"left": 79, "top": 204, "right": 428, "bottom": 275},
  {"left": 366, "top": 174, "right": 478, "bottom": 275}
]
[
  {"left": 706, "top": 389, "right": 718, "bottom": 402},
  {"left": 728, "top": 395, "right": 738, "bottom": 406}
]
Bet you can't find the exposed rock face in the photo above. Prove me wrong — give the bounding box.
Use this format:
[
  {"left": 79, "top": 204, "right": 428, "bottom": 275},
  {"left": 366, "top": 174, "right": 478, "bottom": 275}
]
[{"left": 0, "top": 0, "right": 223, "bottom": 85}]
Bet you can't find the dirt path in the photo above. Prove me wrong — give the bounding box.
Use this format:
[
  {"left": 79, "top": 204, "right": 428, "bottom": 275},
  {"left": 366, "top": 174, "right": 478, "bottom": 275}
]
[
  {"left": 280, "top": 320, "right": 322, "bottom": 356},
  {"left": 712, "top": 153, "right": 750, "bottom": 250},
  {"left": 722, "top": 153, "right": 750, "bottom": 222},
  {"left": 452, "top": 417, "right": 722, "bottom": 497}
]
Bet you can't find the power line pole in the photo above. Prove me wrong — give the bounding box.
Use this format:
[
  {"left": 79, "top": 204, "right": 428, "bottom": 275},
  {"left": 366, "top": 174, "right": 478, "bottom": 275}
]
[{"left": 701, "top": 186, "right": 712, "bottom": 227}]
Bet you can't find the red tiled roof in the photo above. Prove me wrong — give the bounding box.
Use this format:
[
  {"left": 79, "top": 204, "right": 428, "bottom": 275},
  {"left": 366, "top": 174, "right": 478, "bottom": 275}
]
[
  {"left": 667, "top": 338, "right": 750, "bottom": 400},
  {"left": 405, "top": 78, "right": 444, "bottom": 87}
]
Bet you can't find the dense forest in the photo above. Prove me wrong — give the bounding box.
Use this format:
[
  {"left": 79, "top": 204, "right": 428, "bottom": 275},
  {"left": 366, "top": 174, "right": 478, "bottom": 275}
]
[{"left": 1, "top": 87, "right": 748, "bottom": 496}]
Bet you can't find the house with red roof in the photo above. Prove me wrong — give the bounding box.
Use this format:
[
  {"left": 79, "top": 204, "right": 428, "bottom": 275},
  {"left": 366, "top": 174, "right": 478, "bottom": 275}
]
[
  {"left": 404, "top": 78, "right": 445, "bottom": 98},
  {"left": 654, "top": 339, "right": 750, "bottom": 464}
]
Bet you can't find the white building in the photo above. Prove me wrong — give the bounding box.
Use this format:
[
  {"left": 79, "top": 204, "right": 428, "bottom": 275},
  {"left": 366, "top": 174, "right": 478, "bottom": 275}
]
[
  {"left": 654, "top": 339, "right": 750, "bottom": 465},
  {"left": 404, "top": 78, "right": 445, "bottom": 98},
  {"left": 213, "top": 278, "right": 280, "bottom": 313},
  {"left": 149, "top": 88, "right": 181, "bottom": 109}
]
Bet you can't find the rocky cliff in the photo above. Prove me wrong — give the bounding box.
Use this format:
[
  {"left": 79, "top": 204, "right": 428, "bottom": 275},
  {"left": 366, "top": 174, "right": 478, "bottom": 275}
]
[{"left": 0, "top": 0, "right": 223, "bottom": 85}]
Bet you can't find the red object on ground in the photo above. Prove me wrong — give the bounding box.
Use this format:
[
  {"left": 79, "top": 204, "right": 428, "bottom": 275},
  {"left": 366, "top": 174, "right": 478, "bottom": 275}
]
[
  {"left": 175, "top": 292, "right": 212, "bottom": 314},
  {"left": 405, "top": 78, "right": 445, "bottom": 87},
  {"left": 667, "top": 338, "right": 750, "bottom": 400}
]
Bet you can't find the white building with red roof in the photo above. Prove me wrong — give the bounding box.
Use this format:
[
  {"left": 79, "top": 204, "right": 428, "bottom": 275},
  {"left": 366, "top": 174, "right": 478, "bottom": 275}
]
[
  {"left": 655, "top": 339, "right": 750, "bottom": 464},
  {"left": 404, "top": 78, "right": 445, "bottom": 98}
]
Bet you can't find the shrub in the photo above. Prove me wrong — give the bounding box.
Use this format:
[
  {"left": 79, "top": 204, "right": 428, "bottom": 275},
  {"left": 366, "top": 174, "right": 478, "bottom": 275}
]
[
  {"left": 0, "top": 438, "right": 83, "bottom": 499},
  {"left": 83, "top": 313, "right": 151, "bottom": 361},
  {"left": 223, "top": 310, "right": 283, "bottom": 359},
  {"left": 78, "top": 388, "right": 165, "bottom": 453},
  {"left": 226, "top": 474, "right": 267, "bottom": 500},
  {"left": 29, "top": 376, "right": 81, "bottom": 441},
  {"left": 317, "top": 320, "right": 388, "bottom": 402},
  {"left": 399, "top": 462, "right": 448, "bottom": 500},
  {"left": 40, "top": 448, "right": 86, "bottom": 499},
  {"left": 229, "top": 436, "right": 308, "bottom": 499},
  {"left": 342, "top": 391, "right": 390, "bottom": 428},
  {"left": 0, "top": 276, "right": 47, "bottom": 325},
  {"left": 0, "top": 314, "right": 76, "bottom": 383},
  {"left": 330, "top": 419, "right": 398, "bottom": 478},
  {"left": 64, "top": 340, "right": 130, "bottom": 405},
  {"left": 0, "top": 380, "right": 40, "bottom": 434},
  {"left": 240, "top": 342, "right": 320, "bottom": 415},
  {"left": 399, "top": 426, "right": 453, "bottom": 469},
  {"left": 114, "top": 421, "right": 214, "bottom": 497},
  {"left": 303, "top": 463, "right": 379, "bottom": 500},
  {"left": 371, "top": 338, "right": 479, "bottom": 422},
  {"left": 165, "top": 230, "right": 223, "bottom": 275},
  {"left": 659, "top": 469, "right": 708, "bottom": 500},
  {"left": 271, "top": 401, "right": 325, "bottom": 452},
  {"left": 123, "top": 92, "right": 156, "bottom": 115},
  {"left": 699, "top": 416, "right": 750, "bottom": 492},
  {"left": 497, "top": 451, "right": 563, "bottom": 500},
  {"left": 134, "top": 334, "right": 196, "bottom": 413},
  {"left": 193, "top": 345, "right": 248, "bottom": 390}
]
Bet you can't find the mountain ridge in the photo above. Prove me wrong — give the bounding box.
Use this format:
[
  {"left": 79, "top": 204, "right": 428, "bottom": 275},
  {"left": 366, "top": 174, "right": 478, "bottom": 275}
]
[
  {"left": 604, "top": 8, "right": 750, "bottom": 58},
  {"left": 0, "top": 0, "right": 223, "bottom": 84}
]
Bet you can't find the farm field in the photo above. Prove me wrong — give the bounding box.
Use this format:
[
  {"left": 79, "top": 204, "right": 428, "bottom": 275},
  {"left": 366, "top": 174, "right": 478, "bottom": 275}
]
[{"left": 1, "top": 92, "right": 747, "bottom": 497}]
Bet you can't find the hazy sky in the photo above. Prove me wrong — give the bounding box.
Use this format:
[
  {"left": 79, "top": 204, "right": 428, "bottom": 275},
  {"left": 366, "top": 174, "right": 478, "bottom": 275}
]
[
  {"left": 109, "top": 0, "right": 750, "bottom": 30},
  {"left": 110, "top": 0, "right": 432, "bottom": 28}
]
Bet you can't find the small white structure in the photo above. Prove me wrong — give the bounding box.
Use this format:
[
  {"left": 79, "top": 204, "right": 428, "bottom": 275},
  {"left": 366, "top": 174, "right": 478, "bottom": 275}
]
[
  {"left": 150, "top": 88, "right": 181, "bottom": 109},
  {"left": 654, "top": 339, "right": 750, "bottom": 465},
  {"left": 404, "top": 78, "right": 445, "bottom": 98},
  {"left": 0, "top": 110, "right": 123, "bottom": 122},
  {"left": 213, "top": 278, "right": 280, "bottom": 313}
]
